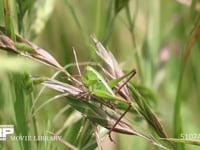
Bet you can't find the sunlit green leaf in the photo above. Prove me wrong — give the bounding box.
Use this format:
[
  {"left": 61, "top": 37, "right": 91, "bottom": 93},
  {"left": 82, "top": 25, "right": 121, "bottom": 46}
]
[{"left": 0, "top": 55, "right": 38, "bottom": 72}]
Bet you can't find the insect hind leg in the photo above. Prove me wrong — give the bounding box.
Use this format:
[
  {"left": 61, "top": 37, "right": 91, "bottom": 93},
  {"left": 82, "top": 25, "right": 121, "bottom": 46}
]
[
  {"left": 108, "top": 69, "right": 136, "bottom": 141},
  {"left": 108, "top": 103, "right": 132, "bottom": 141}
]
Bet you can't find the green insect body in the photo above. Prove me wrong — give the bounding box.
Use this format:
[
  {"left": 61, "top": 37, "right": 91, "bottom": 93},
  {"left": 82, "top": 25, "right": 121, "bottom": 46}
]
[{"left": 82, "top": 66, "right": 128, "bottom": 103}]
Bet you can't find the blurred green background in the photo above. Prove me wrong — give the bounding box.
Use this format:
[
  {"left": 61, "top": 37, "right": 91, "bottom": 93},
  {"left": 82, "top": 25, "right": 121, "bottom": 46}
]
[{"left": 0, "top": 0, "right": 200, "bottom": 150}]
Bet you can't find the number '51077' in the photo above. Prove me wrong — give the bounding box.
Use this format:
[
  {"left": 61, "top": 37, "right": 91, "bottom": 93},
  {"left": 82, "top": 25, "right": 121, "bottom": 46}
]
[{"left": 180, "top": 133, "right": 200, "bottom": 140}]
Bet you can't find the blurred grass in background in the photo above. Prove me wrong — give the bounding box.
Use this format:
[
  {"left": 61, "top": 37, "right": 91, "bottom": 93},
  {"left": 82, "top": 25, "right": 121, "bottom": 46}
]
[{"left": 0, "top": 0, "right": 200, "bottom": 150}]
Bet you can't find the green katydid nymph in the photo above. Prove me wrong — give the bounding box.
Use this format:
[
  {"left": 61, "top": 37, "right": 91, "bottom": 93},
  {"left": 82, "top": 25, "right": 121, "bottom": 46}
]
[
  {"left": 81, "top": 65, "right": 136, "bottom": 141},
  {"left": 81, "top": 66, "right": 129, "bottom": 103}
]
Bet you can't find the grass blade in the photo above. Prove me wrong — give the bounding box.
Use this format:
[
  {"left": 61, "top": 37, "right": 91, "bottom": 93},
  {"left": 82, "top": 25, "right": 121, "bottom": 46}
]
[{"left": 161, "top": 138, "right": 200, "bottom": 146}]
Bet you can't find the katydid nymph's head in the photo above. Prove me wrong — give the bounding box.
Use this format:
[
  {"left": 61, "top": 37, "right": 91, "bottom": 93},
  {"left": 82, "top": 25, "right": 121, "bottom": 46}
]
[
  {"left": 82, "top": 66, "right": 102, "bottom": 91},
  {"left": 81, "top": 66, "right": 114, "bottom": 95}
]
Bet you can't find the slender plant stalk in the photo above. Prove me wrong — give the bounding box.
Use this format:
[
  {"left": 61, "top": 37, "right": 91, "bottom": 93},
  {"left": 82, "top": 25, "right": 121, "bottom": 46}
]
[
  {"left": 16, "top": 0, "right": 24, "bottom": 34},
  {"left": 16, "top": 1, "right": 39, "bottom": 146},
  {"left": 95, "top": 0, "right": 101, "bottom": 37},
  {"left": 102, "top": 0, "right": 115, "bottom": 45},
  {"left": 3, "top": 0, "right": 30, "bottom": 149},
  {"left": 103, "top": 14, "right": 116, "bottom": 45},
  {"left": 174, "top": 21, "right": 200, "bottom": 150},
  {"left": 3, "top": 0, "right": 16, "bottom": 41},
  {"left": 63, "top": 0, "right": 91, "bottom": 54},
  {"left": 125, "top": 2, "right": 143, "bottom": 84}
]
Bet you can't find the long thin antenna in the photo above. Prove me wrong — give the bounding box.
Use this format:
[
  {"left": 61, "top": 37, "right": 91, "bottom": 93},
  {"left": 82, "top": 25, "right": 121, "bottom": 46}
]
[
  {"left": 72, "top": 47, "right": 82, "bottom": 77},
  {"left": 115, "top": 69, "right": 136, "bottom": 95}
]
